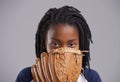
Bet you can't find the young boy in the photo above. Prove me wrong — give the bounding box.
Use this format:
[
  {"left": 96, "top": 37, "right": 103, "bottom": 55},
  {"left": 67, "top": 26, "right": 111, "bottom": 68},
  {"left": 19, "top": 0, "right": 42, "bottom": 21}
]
[{"left": 16, "top": 6, "right": 102, "bottom": 82}]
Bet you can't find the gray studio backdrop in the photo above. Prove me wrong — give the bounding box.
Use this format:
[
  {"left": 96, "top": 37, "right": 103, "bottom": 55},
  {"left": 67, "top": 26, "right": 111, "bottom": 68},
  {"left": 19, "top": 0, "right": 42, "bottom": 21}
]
[{"left": 0, "top": 0, "right": 120, "bottom": 82}]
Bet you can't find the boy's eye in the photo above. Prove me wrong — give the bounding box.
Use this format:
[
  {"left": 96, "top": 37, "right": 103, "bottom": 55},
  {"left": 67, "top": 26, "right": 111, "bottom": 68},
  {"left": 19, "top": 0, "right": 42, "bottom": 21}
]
[
  {"left": 68, "top": 43, "right": 76, "bottom": 48},
  {"left": 51, "top": 41, "right": 61, "bottom": 48}
]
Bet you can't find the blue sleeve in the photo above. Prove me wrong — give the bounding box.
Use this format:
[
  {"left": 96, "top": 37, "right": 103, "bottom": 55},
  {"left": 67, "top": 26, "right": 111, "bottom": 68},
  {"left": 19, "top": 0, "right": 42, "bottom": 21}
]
[
  {"left": 84, "top": 68, "right": 102, "bottom": 82},
  {"left": 16, "top": 67, "right": 102, "bottom": 82},
  {"left": 15, "top": 67, "right": 33, "bottom": 82}
]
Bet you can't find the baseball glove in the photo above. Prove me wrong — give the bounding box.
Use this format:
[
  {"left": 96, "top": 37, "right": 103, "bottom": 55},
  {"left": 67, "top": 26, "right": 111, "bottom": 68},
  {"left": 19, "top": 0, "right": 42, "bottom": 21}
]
[{"left": 31, "top": 47, "right": 88, "bottom": 82}]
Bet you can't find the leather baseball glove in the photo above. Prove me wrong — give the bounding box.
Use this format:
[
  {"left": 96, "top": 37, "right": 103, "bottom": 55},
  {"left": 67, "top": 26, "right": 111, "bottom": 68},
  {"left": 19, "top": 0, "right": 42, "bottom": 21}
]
[{"left": 31, "top": 47, "right": 87, "bottom": 82}]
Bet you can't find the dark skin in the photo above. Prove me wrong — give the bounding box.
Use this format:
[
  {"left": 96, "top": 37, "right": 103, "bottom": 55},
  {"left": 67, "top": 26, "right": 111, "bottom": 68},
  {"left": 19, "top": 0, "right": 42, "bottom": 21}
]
[
  {"left": 46, "top": 24, "right": 80, "bottom": 52},
  {"left": 45, "top": 24, "right": 83, "bottom": 81}
]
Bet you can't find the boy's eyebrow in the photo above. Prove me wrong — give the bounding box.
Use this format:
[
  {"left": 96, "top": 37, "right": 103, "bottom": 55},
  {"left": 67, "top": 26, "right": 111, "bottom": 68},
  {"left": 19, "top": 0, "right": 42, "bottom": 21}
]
[
  {"left": 52, "top": 37, "right": 77, "bottom": 41},
  {"left": 67, "top": 39, "right": 78, "bottom": 42},
  {"left": 51, "top": 38, "right": 61, "bottom": 41},
  {"left": 52, "top": 38, "right": 78, "bottom": 42}
]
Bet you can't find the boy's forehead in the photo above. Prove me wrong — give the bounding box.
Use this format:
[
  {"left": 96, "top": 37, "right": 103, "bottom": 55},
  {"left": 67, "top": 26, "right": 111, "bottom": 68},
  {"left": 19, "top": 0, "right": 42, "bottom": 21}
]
[
  {"left": 48, "top": 24, "right": 78, "bottom": 34},
  {"left": 47, "top": 24, "right": 79, "bottom": 43}
]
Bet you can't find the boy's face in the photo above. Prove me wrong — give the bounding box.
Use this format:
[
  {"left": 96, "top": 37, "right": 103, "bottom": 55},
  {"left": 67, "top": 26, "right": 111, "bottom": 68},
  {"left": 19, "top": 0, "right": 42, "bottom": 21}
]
[{"left": 46, "top": 24, "right": 79, "bottom": 52}]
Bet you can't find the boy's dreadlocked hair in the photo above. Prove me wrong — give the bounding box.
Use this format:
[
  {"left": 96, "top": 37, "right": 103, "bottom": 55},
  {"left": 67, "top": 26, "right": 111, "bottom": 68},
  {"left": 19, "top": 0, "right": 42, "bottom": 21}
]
[{"left": 35, "top": 6, "right": 93, "bottom": 68}]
